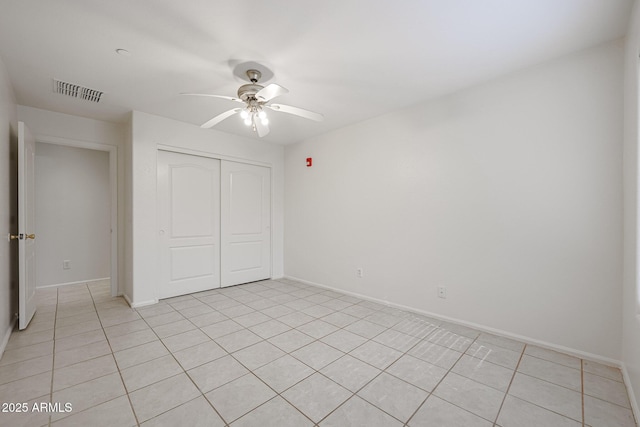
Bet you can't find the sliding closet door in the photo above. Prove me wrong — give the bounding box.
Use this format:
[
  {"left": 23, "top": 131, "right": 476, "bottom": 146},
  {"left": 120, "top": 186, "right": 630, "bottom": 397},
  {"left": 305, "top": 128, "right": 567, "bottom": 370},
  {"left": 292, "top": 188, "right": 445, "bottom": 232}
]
[
  {"left": 157, "top": 151, "right": 221, "bottom": 298},
  {"left": 221, "top": 161, "right": 271, "bottom": 287}
]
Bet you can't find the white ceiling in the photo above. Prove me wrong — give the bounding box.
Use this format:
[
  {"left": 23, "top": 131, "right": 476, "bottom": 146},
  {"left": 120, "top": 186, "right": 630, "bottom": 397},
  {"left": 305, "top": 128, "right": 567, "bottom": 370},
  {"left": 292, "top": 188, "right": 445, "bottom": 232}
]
[{"left": 0, "top": 0, "right": 633, "bottom": 144}]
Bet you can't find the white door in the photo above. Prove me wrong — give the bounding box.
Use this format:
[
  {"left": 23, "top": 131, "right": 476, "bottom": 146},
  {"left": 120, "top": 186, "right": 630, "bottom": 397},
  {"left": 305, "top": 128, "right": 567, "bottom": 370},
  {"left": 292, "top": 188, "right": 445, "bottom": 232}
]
[
  {"left": 18, "top": 121, "right": 37, "bottom": 330},
  {"left": 157, "top": 151, "right": 221, "bottom": 299},
  {"left": 221, "top": 161, "right": 271, "bottom": 287}
]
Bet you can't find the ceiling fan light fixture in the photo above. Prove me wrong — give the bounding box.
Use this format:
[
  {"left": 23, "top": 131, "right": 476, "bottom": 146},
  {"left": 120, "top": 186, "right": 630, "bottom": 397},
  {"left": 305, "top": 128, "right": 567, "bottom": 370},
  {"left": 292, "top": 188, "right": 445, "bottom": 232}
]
[{"left": 185, "top": 63, "right": 323, "bottom": 137}]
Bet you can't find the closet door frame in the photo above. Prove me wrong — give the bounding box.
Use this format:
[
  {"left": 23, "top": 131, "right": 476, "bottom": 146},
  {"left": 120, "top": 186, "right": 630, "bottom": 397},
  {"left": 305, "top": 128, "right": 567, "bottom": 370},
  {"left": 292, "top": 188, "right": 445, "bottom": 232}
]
[{"left": 156, "top": 145, "right": 273, "bottom": 299}]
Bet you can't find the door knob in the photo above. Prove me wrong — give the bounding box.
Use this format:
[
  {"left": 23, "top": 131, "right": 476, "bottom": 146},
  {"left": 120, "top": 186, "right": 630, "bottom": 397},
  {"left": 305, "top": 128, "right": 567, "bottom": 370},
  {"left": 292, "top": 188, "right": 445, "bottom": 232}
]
[{"left": 7, "top": 233, "right": 35, "bottom": 241}]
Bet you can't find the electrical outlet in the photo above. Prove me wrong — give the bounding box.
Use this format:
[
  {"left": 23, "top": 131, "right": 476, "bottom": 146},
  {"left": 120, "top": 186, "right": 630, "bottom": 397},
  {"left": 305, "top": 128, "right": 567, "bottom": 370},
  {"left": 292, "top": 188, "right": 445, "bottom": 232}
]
[
  {"left": 356, "top": 268, "right": 364, "bottom": 278},
  {"left": 63, "top": 260, "right": 71, "bottom": 270},
  {"left": 437, "top": 286, "right": 447, "bottom": 299}
]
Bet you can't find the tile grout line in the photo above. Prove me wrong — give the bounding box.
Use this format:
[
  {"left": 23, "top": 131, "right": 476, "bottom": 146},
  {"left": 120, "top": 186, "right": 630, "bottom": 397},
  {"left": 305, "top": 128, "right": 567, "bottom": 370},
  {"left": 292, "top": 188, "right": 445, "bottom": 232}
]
[
  {"left": 400, "top": 330, "right": 455, "bottom": 427},
  {"left": 490, "top": 342, "right": 526, "bottom": 426},
  {"left": 487, "top": 346, "right": 591, "bottom": 426},
  {"left": 192, "top": 282, "right": 320, "bottom": 426},
  {"left": 190, "top": 285, "right": 307, "bottom": 426},
  {"left": 228, "top": 288, "right": 485, "bottom": 425},
  {"left": 47, "top": 285, "right": 60, "bottom": 427},
  {"left": 199, "top": 288, "right": 335, "bottom": 425},
  {"left": 281, "top": 309, "right": 458, "bottom": 425},
  {"left": 171, "top": 283, "right": 388, "bottom": 425},
  {"left": 403, "top": 333, "right": 481, "bottom": 427},
  {"left": 31, "top": 285, "right": 201, "bottom": 426},
  {"left": 135, "top": 299, "right": 230, "bottom": 427},
  {"left": 88, "top": 283, "right": 142, "bottom": 427},
  {"left": 515, "top": 370, "right": 583, "bottom": 393},
  {"left": 317, "top": 317, "right": 445, "bottom": 425},
  {"left": 50, "top": 284, "right": 108, "bottom": 423},
  {"left": 219, "top": 289, "right": 384, "bottom": 425},
  {"left": 581, "top": 359, "right": 585, "bottom": 427}
]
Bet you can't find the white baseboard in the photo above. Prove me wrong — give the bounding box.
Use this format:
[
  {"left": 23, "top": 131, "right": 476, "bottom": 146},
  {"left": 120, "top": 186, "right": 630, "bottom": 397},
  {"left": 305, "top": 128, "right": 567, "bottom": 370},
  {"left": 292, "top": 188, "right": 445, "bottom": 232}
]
[
  {"left": 37, "top": 277, "right": 110, "bottom": 289},
  {"left": 0, "top": 317, "right": 16, "bottom": 361},
  {"left": 621, "top": 363, "right": 640, "bottom": 426},
  {"left": 122, "top": 293, "right": 133, "bottom": 307},
  {"left": 284, "top": 275, "right": 622, "bottom": 367},
  {"left": 123, "top": 293, "right": 157, "bottom": 308}
]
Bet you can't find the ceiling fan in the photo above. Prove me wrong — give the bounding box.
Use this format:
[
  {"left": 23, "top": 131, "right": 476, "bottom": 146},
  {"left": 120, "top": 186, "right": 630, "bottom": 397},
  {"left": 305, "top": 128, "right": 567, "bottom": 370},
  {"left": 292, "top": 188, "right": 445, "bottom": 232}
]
[{"left": 183, "top": 69, "right": 324, "bottom": 137}]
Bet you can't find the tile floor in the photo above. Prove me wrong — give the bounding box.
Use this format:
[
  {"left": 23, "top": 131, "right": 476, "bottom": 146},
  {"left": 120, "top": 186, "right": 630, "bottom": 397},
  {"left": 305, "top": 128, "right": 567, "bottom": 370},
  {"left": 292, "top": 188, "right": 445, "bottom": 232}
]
[{"left": 0, "top": 278, "right": 637, "bottom": 427}]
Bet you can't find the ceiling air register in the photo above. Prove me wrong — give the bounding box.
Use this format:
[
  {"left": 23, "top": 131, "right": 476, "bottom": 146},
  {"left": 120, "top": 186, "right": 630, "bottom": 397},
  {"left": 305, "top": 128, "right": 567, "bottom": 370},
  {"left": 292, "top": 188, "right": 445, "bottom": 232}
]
[{"left": 53, "top": 79, "right": 103, "bottom": 103}]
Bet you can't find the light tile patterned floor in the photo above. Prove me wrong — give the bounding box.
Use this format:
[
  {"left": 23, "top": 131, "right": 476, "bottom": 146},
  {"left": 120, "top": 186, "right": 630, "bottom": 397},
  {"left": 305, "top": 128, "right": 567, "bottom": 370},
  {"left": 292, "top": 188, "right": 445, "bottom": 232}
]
[{"left": 0, "top": 279, "right": 637, "bottom": 427}]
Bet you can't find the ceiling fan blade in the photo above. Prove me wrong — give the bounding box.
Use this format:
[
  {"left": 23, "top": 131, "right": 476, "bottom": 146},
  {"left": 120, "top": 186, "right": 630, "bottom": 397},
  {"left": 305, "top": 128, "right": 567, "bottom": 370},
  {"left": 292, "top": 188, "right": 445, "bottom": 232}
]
[
  {"left": 201, "top": 108, "right": 242, "bottom": 129},
  {"left": 267, "top": 104, "right": 324, "bottom": 122},
  {"left": 255, "top": 117, "right": 270, "bottom": 138},
  {"left": 181, "top": 93, "right": 244, "bottom": 103},
  {"left": 256, "top": 84, "right": 289, "bottom": 102}
]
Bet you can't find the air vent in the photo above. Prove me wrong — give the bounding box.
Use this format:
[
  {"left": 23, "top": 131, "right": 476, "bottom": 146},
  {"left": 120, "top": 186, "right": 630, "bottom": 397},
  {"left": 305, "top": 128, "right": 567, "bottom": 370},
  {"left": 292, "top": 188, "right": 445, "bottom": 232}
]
[{"left": 53, "top": 79, "right": 103, "bottom": 103}]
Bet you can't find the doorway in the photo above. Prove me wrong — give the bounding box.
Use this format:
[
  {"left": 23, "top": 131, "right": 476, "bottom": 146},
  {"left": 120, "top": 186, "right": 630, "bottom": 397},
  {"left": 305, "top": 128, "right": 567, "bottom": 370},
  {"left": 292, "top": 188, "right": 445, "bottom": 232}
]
[{"left": 34, "top": 137, "right": 118, "bottom": 296}]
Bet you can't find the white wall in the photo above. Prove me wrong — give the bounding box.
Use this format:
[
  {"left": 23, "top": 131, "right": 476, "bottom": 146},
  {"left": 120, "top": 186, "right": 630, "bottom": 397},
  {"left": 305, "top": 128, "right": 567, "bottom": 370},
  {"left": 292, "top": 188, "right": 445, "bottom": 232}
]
[
  {"left": 285, "top": 41, "right": 624, "bottom": 361},
  {"left": 127, "top": 111, "right": 284, "bottom": 306},
  {"left": 0, "top": 54, "right": 17, "bottom": 355},
  {"left": 34, "top": 143, "right": 110, "bottom": 287},
  {"left": 17, "top": 106, "right": 126, "bottom": 294},
  {"left": 622, "top": 0, "right": 640, "bottom": 416}
]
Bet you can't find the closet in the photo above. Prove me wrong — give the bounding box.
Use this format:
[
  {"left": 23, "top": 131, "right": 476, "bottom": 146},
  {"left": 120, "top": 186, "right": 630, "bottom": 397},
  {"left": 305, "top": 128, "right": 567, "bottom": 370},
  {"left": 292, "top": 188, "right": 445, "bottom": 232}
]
[{"left": 157, "top": 150, "right": 271, "bottom": 299}]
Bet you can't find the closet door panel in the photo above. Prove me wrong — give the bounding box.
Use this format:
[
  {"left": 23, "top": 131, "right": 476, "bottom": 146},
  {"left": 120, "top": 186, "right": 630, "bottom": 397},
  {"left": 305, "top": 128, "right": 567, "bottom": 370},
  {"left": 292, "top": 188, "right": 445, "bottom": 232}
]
[
  {"left": 157, "top": 151, "right": 221, "bottom": 298},
  {"left": 221, "top": 161, "right": 271, "bottom": 287}
]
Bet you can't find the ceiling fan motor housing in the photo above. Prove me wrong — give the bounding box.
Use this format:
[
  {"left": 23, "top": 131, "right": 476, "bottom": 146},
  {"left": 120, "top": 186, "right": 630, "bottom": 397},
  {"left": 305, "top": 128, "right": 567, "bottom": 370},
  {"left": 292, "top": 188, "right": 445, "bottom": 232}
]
[
  {"left": 237, "top": 69, "right": 264, "bottom": 102},
  {"left": 237, "top": 83, "right": 264, "bottom": 102}
]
